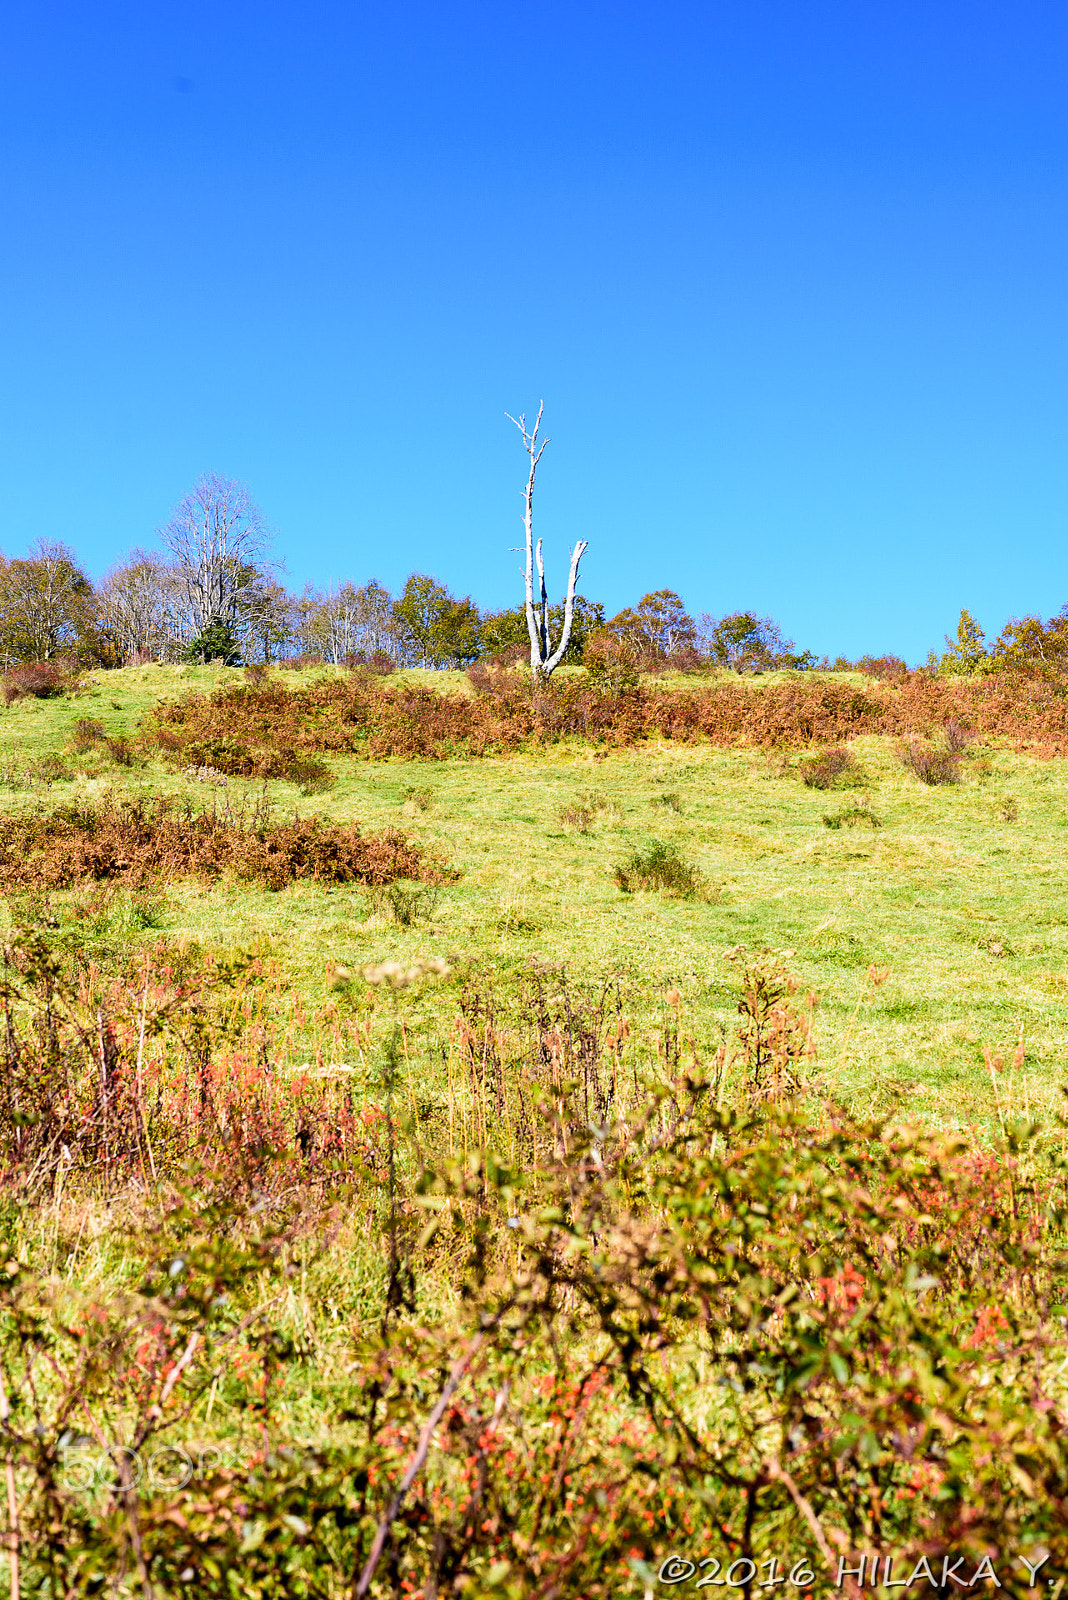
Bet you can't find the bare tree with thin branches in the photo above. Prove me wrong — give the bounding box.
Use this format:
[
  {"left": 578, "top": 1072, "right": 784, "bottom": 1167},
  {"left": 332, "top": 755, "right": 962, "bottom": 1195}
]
[
  {"left": 159, "top": 473, "right": 271, "bottom": 639},
  {"left": 506, "top": 404, "right": 588, "bottom": 679}
]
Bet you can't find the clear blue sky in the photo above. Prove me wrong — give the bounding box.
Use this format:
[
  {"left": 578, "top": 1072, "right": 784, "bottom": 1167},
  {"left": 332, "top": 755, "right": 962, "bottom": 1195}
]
[{"left": 2, "top": 1, "right": 1067, "bottom": 662}]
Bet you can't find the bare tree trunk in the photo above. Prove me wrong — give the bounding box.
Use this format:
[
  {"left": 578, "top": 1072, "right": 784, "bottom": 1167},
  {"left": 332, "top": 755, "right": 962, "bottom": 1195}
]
[{"left": 506, "top": 404, "right": 588, "bottom": 680}]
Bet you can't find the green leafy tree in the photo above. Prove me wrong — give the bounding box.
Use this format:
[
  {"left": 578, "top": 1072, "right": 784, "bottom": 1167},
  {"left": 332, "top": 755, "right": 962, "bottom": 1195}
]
[
  {"left": 482, "top": 596, "right": 603, "bottom": 665},
  {"left": 705, "top": 611, "right": 793, "bottom": 672},
  {"left": 180, "top": 620, "right": 242, "bottom": 665},
  {"left": 942, "top": 609, "right": 994, "bottom": 675},
  {"left": 479, "top": 604, "right": 529, "bottom": 661},
  {"left": 393, "top": 575, "right": 481, "bottom": 668},
  {"left": 393, "top": 574, "right": 450, "bottom": 667},
  {"left": 432, "top": 595, "right": 482, "bottom": 668}
]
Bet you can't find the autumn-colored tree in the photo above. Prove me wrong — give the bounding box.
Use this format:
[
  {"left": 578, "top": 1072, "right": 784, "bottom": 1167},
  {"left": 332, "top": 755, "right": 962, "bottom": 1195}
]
[
  {"left": 992, "top": 608, "right": 1068, "bottom": 674},
  {"left": 0, "top": 540, "right": 99, "bottom": 664}
]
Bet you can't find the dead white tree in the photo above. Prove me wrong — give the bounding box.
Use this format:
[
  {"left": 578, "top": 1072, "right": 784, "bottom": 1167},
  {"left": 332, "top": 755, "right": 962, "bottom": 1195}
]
[{"left": 506, "top": 403, "right": 588, "bottom": 679}]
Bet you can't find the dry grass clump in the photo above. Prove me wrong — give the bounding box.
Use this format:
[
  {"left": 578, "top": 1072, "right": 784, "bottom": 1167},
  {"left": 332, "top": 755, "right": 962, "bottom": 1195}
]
[
  {"left": 799, "top": 746, "right": 864, "bottom": 789},
  {"left": 0, "top": 751, "right": 75, "bottom": 790},
  {"left": 613, "top": 838, "right": 704, "bottom": 897},
  {"left": 2, "top": 660, "right": 72, "bottom": 704},
  {"left": 373, "top": 879, "right": 442, "bottom": 925},
  {"left": 402, "top": 784, "right": 433, "bottom": 814},
  {"left": 559, "top": 788, "right": 617, "bottom": 833},
  {"left": 69, "top": 717, "right": 135, "bottom": 767},
  {"left": 0, "top": 795, "right": 449, "bottom": 892}
]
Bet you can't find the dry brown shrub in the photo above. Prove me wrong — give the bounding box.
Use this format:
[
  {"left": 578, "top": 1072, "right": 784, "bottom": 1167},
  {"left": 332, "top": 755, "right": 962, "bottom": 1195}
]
[
  {"left": 799, "top": 746, "right": 861, "bottom": 789},
  {"left": 71, "top": 717, "right": 106, "bottom": 751},
  {"left": 899, "top": 737, "right": 962, "bottom": 785},
  {"left": 144, "top": 666, "right": 1068, "bottom": 767},
  {"left": 0, "top": 796, "right": 449, "bottom": 892},
  {"left": 3, "top": 661, "right": 72, "bottom": 704}
]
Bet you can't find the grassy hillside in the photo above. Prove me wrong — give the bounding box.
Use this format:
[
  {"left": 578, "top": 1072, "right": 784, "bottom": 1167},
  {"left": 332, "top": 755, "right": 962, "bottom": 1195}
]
[
  {"left": 1, "top": 661, "right": 1066, "bottom": 1595},
  {"left": 1, "top": 661, "right": 1060, "bottom": 1129}
]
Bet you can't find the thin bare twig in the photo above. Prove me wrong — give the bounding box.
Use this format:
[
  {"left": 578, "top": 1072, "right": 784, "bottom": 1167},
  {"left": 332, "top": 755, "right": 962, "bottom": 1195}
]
[{"left": 354, "top": 1331, "right": 487, "bottom": 1597}]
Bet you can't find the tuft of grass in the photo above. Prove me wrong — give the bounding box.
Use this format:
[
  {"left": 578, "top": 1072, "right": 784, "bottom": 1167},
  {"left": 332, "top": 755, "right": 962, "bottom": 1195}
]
[
  {"left": 402, "top": 784, "right": 433, "bottom": 813},
  {"left": 613, "top": 838, "right": 704, "bottom": 898},
  {"left": 559, "top": 789, "right": 617, "bottom": 834},
  {"left": 651, "top": 789, "right": 682, "bottom": 812},
  {"left": 822, "top": 803, "right": 882, "bottom": 830},
  {"left": 374, "top": 879, "right": 442, "bottom": 926}
]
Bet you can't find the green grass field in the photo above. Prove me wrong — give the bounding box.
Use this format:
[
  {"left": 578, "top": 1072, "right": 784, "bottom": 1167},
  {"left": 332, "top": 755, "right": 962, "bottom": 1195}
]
[{"left": 2, "top": 662, "right": 1060, "bottom": 1132}]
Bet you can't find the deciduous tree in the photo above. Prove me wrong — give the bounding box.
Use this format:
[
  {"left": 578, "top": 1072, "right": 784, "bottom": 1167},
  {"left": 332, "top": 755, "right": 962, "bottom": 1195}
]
[
  {"left": 609, "top": 589, "right": 696, "bottom": 661},
  {"left": 0, "top": 540, "right": 98, "bottom": 663},
  {"left": 942, "top": 609, "right": 994, "bottom": 676},
  {"left": 702, "top": 611, "right": 794, "bottom": 672},
  {"left": 159, "top": 473, "right": 271, "bottom": 639},
  {"left": 393, "top": 575, "right": 481, "bottom": 668}
]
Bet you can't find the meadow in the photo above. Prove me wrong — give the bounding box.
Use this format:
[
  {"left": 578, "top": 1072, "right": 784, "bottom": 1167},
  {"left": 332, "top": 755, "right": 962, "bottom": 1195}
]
[{"left": 0, "top": 661, "right": 1066, "bottom": 1596}]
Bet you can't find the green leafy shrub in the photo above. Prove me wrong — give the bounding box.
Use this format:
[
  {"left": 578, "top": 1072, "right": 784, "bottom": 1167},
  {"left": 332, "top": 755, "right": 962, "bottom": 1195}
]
[
  {"left": 613, "top": 838, "right": 704, "bottom": 897},
  {"left": 179, "top": 621, "right": 242, "bottom": 665},
  {"left": 375, "top": 879, "right": 441, "bottom": 925}
]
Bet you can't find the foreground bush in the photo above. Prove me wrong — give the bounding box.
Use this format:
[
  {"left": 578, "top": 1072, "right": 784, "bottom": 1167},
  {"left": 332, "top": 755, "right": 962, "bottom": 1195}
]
[
  {"left": 0, "top": 795, "right": 446, "bottom": 891},
  {"left": 0, "top": 936, "right": 1063, "bottom": 1593},
  {"left": 899, "top": 736, "right": 963, "bottom": 785},
  {"left": 0, "top": 927, "right": 1066, "bottom": 1594},
  {"left": 613, "top": 837, "right": 705, "bottom": 897}
]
